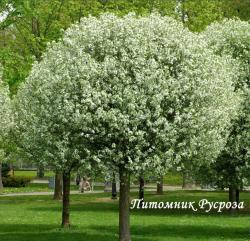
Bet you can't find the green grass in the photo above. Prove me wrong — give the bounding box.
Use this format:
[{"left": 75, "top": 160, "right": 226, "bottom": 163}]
[
  {"left": 13, "top": 170, "right": 105, "bottom": 183},
  {"left": 14, "top": 170, "right": 54, "bottom": 179},
  {"left": 2, "top": 183, "right": 52, "bottom": 194},
  {"left": 0, "top": 190, "right": 249, "bottom": 241},
  {"left": 163, "top": 172, "right": 183, "bottom": 186}
]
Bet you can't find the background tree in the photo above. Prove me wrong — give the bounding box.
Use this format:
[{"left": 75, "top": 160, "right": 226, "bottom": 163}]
[
  {"left": 53, "top": 171, "right": 62, "bottom": 200},
  {"left": 1, "top": 0, "right": 249, "bottom": 93},
  {"left": 0, "top": 0, "right": 73, "bottom": 93},
  {"left": 15, "top": 52, "right": 96, "bottom": 228},
  {"left": 0, "top": 65, "right": 13, "bottom": 193},
  {"left": 0, "top": 0, "right": 80, "bottom": 177},
  {"left": 201, "top": 19, "right": 250, "bottom": 205}
]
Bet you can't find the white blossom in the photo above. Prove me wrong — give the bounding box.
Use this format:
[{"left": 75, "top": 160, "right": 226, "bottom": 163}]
[
  {"left": 200, "top": 19, "right": 250, "bottom": 187},
  {"left": 15, "top": 14, "right": 241, "bottom": 174},
  {"left": 0, "top": 65, "right": 13, "bottom": 145}
]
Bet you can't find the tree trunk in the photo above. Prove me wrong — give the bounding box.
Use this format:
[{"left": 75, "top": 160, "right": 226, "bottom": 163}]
[
  {"left": 138, "top": 176, "right": 144, "bottom": 207},
  {"left": 37, "top": 165, "right": 44, "bottom": 178},
  {"left": 0, "top": 162, "right": 3, "bottom": 193},
  {"left": 182, "top": 171, "right": 195, "bottom": 189},
  {"left": 229, "top": 187, "right": 236, "bottom": 202},
  {"left": 229, "top": 186, "right": 239, "bottom": 213},
  {"left": 9, "top": 163, "right": 14, "bottom": 176},
  {"left": 156, "top": 176, "right": 163, "bottom": 195},
  {"left": 236, "top": 189, "right": 240, "bottom": 205},
  {"left": 31, "top": 17, "right": 42, "bottom": 60},
  {"left": 119, "top": 167, "right": 131, "bottom": 241},
  {"left": 62, "top": 171, "right": 71, "bottom": 228},
  {"left": 112, "top": 173, "right": 117, "bottom": 199},
  {"left": 176, "top": 0, "right": 186, "bottom": 23},
  {"left": 53, "top": 171, "right": 62, "bottom": 200}
]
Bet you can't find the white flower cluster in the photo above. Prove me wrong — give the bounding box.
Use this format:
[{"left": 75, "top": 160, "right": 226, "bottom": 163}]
[
  {"left": 202, "top": 19, "right": 250, "bottom": 89},
  {"left": 202, "top": 19, "right": 250, "bottom": 171},
  {"left": 15, "top": 14, "right": 241, "bottom": 173},
  {"left": 0, "top": 65, "right": 13, "bottom": 146}
]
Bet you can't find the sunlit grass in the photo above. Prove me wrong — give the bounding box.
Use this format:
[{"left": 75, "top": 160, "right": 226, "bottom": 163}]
[{"left": 0, "top": 190, "right": 249, "bottom": 241}]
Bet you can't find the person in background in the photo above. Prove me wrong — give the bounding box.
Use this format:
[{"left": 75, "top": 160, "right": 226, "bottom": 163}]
[{"left": 79, "top": 176, "right": 91, "bottom": 193}]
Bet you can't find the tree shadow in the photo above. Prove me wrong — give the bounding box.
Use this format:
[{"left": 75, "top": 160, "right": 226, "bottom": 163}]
[
  {"left": 0, "top": 224, "right": 156, "bottom": 241},
  {"left": 89, "top": 223, "right": 249, "bottom": 240},
  {"left": 0, "top": 222, "right": 248, "bottom": 241},
  {"left": 28, "top": 200, "right": 250, "bottom": 217}
]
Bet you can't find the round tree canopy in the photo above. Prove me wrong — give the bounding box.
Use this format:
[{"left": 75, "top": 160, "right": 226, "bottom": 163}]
[
  {"left": 15, "top": 14, "right": 241, "bottom": 173},
  {"left": 201, "top": 19, "right": 250, "bottom": 184}
]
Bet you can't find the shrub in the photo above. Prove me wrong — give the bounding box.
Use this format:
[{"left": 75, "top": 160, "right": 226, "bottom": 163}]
[
  {"left": 1, "top": 163, "right": 11, "bottom": 178},
  {"left": 2, "top": 176, "right": 31, "bottom": 187}
]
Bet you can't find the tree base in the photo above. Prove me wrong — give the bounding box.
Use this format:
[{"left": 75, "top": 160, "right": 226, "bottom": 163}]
[{"left": 61, "top": 223, "right": 70, "bottom": 229}]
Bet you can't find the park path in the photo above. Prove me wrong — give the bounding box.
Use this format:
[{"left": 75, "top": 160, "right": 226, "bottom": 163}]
[
  {"left": 0, "top": 186, "right": 182, "bottom": 197},
  {"left": 1, "top": 184, "right": 249, "bottom": 197},
  {"left": 0, "top": 189, "right": 155, "bottom": 197},
  {"left": 0, "top": 190, "right": 104, "bottom": 197},
  {"left": 4, "top": 185, "right": 248, "bottom": 197}
]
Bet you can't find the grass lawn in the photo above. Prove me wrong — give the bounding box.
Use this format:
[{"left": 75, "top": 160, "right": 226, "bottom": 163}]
[
  {"left": 163, "top": 172, "right": 183, "bottom": 186},
  {"left": 2, "top": 183, "right": 52, "bottom": 194},
  {"left": 14, "top": 170, "right": 54, "bottom": 179},
  {"left": 0, "top": 190, "right": 249, "bottom": 241}
]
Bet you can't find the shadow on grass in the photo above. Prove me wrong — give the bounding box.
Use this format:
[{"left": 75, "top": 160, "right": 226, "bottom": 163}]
[
  {"left": 28, "top": 200, "right": 250, "bottom": 217},
  {"left": 88, "top": 223, "right": 249, "bottom": 240},
  {"left": 0, "top": 223, "right": 248, "bottom": 241},
  {"left": 0, "top": 224, "right": 155, "bottom": 241}
]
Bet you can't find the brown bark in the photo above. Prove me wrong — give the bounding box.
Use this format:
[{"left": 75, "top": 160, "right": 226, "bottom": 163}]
[
  {"left": 37, "top": 166, "right": 44, "bottom": 178},
  {"left": 236, "top": 189, "right": 240, "bottom": 205},
  {"left": 62, "top": 171, "right": 71, "bottom": 228},
  {"left": 229, "top": 187, "right": 236, "bottom": 202},
  {"left": 32, "top": 17, "right": 40, "bottom": 37},
  {"left": 112, "top": 173, "right": 117, "bottom": 200},
  {"left": 229, "top": 187, "right": 239, "bottom": 213},
  {"left": 138, "top": 176, "right": 144, "bottom": 207},
  {"left": 119, "top": 167, "right": 131, "bottom": 241},
  {"left": 0, "top": 162, "right": 3, "bottom": 193},
  {"left": 156, "top": 176, "right": 163, "bottom": 195},
  {"left": 31, "top": 17, "right": 42, "bottom": 60},
  {"left": 53, "top": 171, "right": 62, "bottom": 200}
]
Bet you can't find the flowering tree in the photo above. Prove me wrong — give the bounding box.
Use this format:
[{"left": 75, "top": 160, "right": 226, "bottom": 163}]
[
  {"left": 201, "top": 19, "right": 250, "bottom": 204},
  {"left": 15, "top": 14, "right": 240, "bottom": 240},
  {"left": 0, "top": 65, "right": 13, "bottom": 193}
]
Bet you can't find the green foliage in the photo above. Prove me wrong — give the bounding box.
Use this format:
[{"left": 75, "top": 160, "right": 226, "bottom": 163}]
[
  {"left": 2, "top": 175, "right": 31, "bottom": 187},
  {"left": 0, "top": 0, "right": 249, "bottom": 93},
  {"left": 183, "top": 0, "right": 225, "bottom": 32},
  {"left": 181, "top": 0, "right": 250, "bottom": 32},
  {"left": 221, "top": 0, "right": 250, "bottom": 21},
  {"left": 1, "top": 163, "right": 10, "bottom": 177}
]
